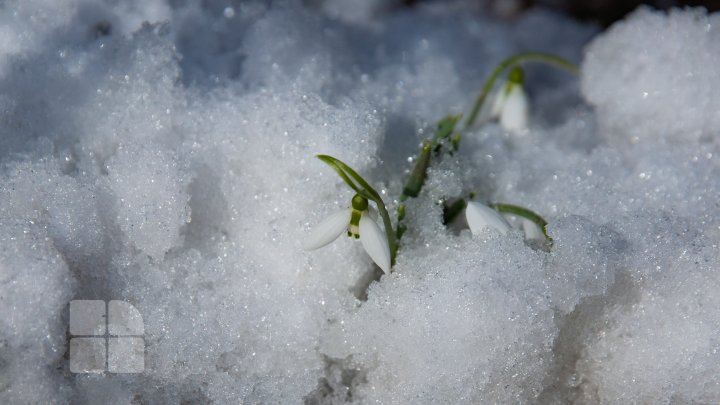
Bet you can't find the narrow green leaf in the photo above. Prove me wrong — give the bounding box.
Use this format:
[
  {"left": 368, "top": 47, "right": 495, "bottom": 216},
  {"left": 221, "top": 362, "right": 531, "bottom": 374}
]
[
  {"left": 433, "top": 114, "right": 462, "bottom": 144},
  {"left": 450, "top": 133, "right": 461, "bottom": 152},
  {"left": 318, "top": 155, "right": 382, "bottom": 202},
  {"left": 402, "top": 142, "right": 432, "bottom": 199},
  {"left": 317, "top": 155, "right": 362, "bottom": 194}
]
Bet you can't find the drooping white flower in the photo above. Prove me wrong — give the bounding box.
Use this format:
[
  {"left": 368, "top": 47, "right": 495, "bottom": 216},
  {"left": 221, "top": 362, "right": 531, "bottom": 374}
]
[
  {"left": 498, "top": 85, "right": 529, "bottom": 132},
  {"left": 490, "top": 66, "right": 529, "bottom": 133},
  {"left": 303, "top": 195, "right": 391, "bottom": 274},
  {"left": 465, "top": 201, "right": 511, "bottom": 235}
]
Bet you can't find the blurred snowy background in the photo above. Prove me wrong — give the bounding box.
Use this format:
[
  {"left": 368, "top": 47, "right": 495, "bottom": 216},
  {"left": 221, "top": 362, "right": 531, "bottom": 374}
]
[{"left": 1, "top": 0, "right": 719, "bottom": 403}]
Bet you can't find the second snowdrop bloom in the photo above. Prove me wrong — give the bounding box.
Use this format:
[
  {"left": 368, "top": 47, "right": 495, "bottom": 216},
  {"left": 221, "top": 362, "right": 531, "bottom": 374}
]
[
  {"left": 303, "top": 194, "right": 391, "bottom": 274},
  {"left": 465, "top": 201, "right": 511, "bottom": 236},
  {"left": 490, "top": 66, "right": 529, "bottom": 133}
]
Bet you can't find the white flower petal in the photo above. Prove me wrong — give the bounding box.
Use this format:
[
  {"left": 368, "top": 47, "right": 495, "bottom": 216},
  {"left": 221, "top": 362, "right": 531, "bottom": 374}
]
[
  {"left": 303, "top": 209, "right": 351, "bottom": 250},
  {"left": 366, "top": 205, "right": 378, "bottom": 221},
  {"left": 359, "top": 213, "right": 391, "bottom": 274},
  {"left": 490, "top": 87, "right": 507, "bottom": 118},
  {"left": 500, "top": 85, "right": 529, "bottom": 133},
  {"left": 465, "top": 201, "right": 511, "bottom": 236},
  {"left": 522, "top": 218, "right": 545, "bottom": 240}
]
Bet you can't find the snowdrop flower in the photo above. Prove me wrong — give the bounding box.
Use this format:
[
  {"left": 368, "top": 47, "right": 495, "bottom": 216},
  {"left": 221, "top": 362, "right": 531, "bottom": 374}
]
[
  {"left": 490, "top": 66, "right": 529, "bottom": 133},
  {"left": 465, "top": 201, "right": 511, "bottom": 235},
  {"left": 303, "top": 194, "right": 391, "bottom": 274}
]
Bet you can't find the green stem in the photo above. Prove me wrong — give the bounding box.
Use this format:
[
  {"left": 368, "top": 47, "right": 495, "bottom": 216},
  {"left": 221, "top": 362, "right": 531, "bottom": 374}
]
[
  {"left": 394, "top": 114, "right": 462, "bottom": 249},
  {"left": 464, "top": 52, "right": 578, "bottom": 129},
  {"left": 400, "top": 115, "right": 462, "bottom": 201},
  {"left": 402, "top": 142, "right": 432, "bottom": 199}
]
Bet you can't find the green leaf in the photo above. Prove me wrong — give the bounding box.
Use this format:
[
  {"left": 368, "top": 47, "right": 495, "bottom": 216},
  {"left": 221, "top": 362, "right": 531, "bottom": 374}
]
[
  {"left": 316, "top": 155, "right": 375, "bottom": 201},
  {"left": 433, "top": 114, "right": 462, "bottom": 144},
  {"left": 402, "top": 142, "right": 432, "bottom": 199},
  {"left": 317, "top": 155, "right": 381, "bottom": 201}
]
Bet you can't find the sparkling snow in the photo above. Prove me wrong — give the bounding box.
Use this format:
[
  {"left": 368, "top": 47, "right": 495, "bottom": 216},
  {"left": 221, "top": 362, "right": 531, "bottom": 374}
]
[{"left": 0, "top": 1, "right": 719, "bottom": 403}]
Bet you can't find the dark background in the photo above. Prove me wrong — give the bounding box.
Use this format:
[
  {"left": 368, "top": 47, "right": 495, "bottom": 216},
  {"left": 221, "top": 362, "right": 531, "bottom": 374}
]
[{"left": 400, "top": 0, "right": 720, "bottom": 26}]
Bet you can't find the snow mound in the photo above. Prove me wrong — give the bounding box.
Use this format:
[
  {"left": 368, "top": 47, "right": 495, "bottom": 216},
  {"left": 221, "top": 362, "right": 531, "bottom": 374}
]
[{"left": 582, "top": 7, "right": 720, "bottom": 143}]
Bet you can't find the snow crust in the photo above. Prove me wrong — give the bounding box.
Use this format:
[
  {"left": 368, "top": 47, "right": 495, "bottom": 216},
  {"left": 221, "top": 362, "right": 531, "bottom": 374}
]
[{"left": 0, "top": 1, "right": 718, "bottom": 403}]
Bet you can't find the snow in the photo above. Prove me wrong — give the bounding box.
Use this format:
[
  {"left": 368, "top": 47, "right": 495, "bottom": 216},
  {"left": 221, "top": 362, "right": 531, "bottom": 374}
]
[
  {"left": 0, "top": 1, "right": 719, "bottom": 403},
  {"left": 582, "top": 7, "right": 720, "bottom": 144}
]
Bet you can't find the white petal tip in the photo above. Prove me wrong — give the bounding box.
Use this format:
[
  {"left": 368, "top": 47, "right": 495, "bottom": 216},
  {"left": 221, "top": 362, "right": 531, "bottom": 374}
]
[
  {"left": 303, "top": 209, "right": 350, "bottom": 251},
  {"left": 465, "top": 202, "right": 511, "bottom": 236},
  {"left": 500, "top": 86, "right": 529, "bottom": 133},
  {"left": 359, "top": 214, "right": 391, "bottom": 274},
  {"left": 522, "top": 218, "right": 545, "bottom": 240}
]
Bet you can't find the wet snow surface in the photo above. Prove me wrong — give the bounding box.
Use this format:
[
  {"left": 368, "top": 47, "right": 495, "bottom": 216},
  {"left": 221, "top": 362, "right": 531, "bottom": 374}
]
[{"left": 1, "top": 1, "right": 719, "bottom": 403}]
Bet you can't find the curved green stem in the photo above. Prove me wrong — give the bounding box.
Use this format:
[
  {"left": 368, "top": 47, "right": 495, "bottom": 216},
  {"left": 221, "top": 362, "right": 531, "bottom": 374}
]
[{"left": 464, "top": 52, "right": 579, "bottom": 129}]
